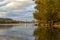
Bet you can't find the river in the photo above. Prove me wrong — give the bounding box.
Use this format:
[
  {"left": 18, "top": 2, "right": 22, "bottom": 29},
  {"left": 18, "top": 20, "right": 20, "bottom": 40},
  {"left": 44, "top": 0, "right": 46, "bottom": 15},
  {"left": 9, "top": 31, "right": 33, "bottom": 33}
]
[{"left": 0, "top": 23, "right": 36, "bottom": 40}]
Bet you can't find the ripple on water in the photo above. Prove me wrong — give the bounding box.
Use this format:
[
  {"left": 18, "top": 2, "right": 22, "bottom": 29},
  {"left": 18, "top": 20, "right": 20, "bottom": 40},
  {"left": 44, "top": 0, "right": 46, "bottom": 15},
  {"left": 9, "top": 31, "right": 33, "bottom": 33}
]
[{"left": 0, "top": 35, "right": 28, "bottom": 40}]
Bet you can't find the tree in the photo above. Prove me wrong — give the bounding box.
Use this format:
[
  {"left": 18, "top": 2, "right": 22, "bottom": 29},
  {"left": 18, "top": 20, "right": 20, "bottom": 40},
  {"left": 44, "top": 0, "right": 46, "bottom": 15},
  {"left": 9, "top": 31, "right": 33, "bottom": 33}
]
[
  {"left": 33, "top": 0, "right": 60, "bottom": 40},
  {"left": 33, "top": 0, "right": 60, "bottom": 24}
]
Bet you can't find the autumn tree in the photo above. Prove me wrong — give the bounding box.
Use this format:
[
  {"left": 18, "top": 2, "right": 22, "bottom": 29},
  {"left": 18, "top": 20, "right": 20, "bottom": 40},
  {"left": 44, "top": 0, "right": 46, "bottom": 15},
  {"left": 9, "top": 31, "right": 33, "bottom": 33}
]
[
  {"left": 33, "top": 0, "right": 60, "bottom": 25},
  {"left": 33, "top": 0, "right": 60, "bottom": 40}
]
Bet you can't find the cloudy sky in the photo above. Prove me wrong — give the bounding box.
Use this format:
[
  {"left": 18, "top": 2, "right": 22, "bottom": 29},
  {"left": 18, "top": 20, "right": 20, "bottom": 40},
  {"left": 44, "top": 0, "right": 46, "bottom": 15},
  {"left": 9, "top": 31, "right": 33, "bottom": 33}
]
[{"left": 0, "top": 0, "right": 35, "bottom": 21}]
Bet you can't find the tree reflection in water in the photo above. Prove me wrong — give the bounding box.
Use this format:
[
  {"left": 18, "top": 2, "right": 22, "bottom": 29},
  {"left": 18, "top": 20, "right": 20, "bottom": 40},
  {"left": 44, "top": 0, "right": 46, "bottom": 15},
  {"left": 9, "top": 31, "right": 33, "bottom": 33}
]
[
  {"left": 0, "top": 25, "right": 13, "bottom": 29},
  {"left": 33, "top": 25, "right": 60, "bottom": 40}
]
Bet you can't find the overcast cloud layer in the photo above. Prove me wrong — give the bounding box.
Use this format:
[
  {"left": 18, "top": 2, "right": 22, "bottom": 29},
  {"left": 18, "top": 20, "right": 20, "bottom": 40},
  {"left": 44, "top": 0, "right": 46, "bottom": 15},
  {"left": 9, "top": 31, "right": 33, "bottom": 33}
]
[{"left": 0, "top": 0, "right": 35, "bottom": 21}]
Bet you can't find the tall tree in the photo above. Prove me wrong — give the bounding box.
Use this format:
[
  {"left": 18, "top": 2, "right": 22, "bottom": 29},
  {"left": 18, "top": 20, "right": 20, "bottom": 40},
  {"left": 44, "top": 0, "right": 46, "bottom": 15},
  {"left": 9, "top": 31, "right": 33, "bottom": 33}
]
[
  {"left": 33, "top": 0, "right": 60, "bottom": 40},
  {"left": 33, "top": 0, "right": 60, "bottom": 24}
]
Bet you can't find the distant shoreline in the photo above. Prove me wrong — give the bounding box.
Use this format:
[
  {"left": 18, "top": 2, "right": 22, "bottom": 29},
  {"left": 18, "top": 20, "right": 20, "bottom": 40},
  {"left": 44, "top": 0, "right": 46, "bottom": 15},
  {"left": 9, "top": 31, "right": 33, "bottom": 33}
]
[
  {"left": 0, "top": 18, "right": 37, "bottom": 24},
  {"left": 0, "top": 23, "right": 34, "bottom": 25}
]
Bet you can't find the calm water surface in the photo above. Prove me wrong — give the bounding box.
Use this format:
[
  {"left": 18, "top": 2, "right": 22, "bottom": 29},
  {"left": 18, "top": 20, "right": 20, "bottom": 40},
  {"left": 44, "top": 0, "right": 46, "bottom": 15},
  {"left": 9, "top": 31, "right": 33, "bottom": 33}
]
[{"left": 0, "top": 23, "right": 36, "bottom": 40}]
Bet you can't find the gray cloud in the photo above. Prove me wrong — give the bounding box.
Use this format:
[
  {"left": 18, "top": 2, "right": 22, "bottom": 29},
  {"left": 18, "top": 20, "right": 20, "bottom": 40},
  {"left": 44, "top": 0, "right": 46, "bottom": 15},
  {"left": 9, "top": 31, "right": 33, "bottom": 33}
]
[
  {"left": 0, "top": 0, "right": 34, "bottom": 10},
  {"left": 0, "top": 0, "right": 35, "bottom": 21}
]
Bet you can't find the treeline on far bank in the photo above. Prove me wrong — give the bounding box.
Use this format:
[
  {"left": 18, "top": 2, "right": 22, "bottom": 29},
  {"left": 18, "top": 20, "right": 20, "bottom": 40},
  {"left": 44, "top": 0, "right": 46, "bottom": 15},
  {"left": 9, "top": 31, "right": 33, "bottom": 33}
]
[
  {"left": 0, "top": 18, "right": 36, "bottom": 24},
  {"left": 0, "top": 18, "right": 19, "bottom": 24}
]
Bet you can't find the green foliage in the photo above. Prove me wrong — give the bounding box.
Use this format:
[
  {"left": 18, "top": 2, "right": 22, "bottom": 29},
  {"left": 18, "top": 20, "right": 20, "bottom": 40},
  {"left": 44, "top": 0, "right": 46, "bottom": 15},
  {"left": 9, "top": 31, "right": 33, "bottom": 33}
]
[
  {"left": 33, "top": 0, "right": 60, "bottom": 22},
  {"left": 33, "top": 0, "right": 60, "bottom": 40}
]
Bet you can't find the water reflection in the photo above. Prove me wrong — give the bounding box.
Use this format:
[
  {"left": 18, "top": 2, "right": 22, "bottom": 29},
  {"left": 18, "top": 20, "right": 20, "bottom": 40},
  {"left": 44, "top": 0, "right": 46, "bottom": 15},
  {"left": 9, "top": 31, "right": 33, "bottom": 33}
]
[
  {"left": 33, "top": 24, "right": 60, "bottom": 40},
  {"left": 0, "top": 24, "right": 36, "bottom": 40},
  {"left": 0, "top": 25, "right": 13, "bottom": 29}
]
